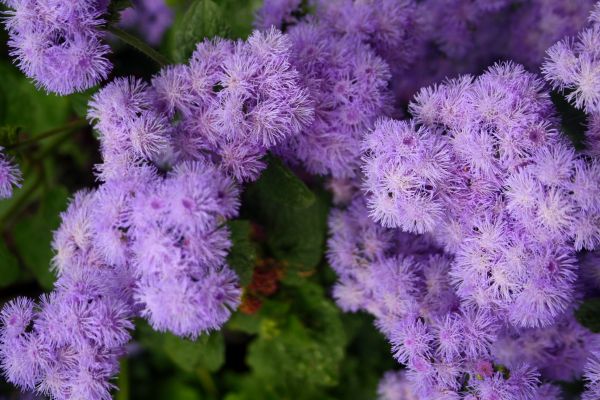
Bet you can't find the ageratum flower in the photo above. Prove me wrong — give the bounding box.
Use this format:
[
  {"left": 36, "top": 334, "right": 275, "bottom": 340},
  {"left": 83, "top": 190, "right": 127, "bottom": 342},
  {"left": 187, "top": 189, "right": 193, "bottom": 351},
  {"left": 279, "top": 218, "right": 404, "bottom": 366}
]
[
  {"left": 1, "top": 0, "right": 112, "bottom": 94},
  {"left": 1, "top": 191, "right": 135, "bottom": 400},
  {"left": 543, "top": 10, "right": 600, "bottom": 113},
  {"left": 0, "top": 148, "right": 21, "bottom": 199},
  {"left": 583, "top": 351, "right": 600, "bottom": 400},
  {"left": 119, "top": 0, "right": 173, "bottom": 46},
  {"left": 362, "top": 62, "right": 600, "bottom": 328},
  {"left": 276, "top": 22, "right": 392, "bottom": 177}
]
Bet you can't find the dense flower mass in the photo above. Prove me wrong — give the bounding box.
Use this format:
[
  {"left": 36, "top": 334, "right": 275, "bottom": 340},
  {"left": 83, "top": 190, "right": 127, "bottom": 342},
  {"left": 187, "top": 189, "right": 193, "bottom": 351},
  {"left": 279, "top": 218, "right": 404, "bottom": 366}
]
[
  {"left": 152, "top": 28, "right": 314, "bottom": 181},
  {"left": 88, "top": 28, "right": 313, "bottom": 182},
  {"left": 0, "top": 148, "right": 21, "bottom": 199},
  {"left": 0, "top": 0, "right": 112, "bottom": 94},
  {"left": 275, "top": 21, "right": 392, "bottom": 177},
  {"left": 3, "top": 0, "right": 600, "bottom": 399},
  {"left": 362, "top": 63, "right": 600, "bottom": 328}
]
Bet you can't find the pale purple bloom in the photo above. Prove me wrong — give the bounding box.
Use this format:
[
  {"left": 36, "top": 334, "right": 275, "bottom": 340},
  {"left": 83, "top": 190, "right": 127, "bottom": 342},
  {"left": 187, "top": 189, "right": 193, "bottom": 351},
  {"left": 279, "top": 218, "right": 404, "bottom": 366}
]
[
  {"left": 2, "top": 0, "right": 112, "bottom": 94},
  {"left": 119, "top": 0, "right": 173, "bottom": 46},
  {"left": 276, "top": 21, "right": 392, "bottom": 178},
  {"left": 0, "top": 149, "right": 22, "bottom": 199},
  {"left": 377, "top": 370, "right": 418, "bottom": 400},
  {"left": 255, "top": 0, "right": 303, "bottom": 30},
  {"left": 543, "top": 15, "right": 600, "bottom": 113}
]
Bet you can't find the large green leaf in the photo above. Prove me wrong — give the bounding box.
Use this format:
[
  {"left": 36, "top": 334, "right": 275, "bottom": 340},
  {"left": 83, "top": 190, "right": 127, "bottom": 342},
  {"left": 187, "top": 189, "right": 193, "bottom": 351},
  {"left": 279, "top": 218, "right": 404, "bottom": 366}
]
[
  {"left": 11, "top": 186, "right": 69, "bottom": 289},
  {"left": 244, "top": 158, "right": 328, "bottom": 271},
  {"left": 0, "top": 62, "right": 70, "bottom": 135},
  {"left": 139, "top": 322, "right": 226, "bottom": 373},
  {"left": 245, "top": 277, "right": 346, "bottom": 393},
  {"left": 169, "top": 0, "right": 229, "bottom": 63}
]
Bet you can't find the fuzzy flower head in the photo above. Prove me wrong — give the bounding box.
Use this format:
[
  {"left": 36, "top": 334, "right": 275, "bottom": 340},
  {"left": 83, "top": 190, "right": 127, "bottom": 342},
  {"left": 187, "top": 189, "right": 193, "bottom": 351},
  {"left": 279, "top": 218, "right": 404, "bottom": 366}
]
[
  {"left": 130, "top": 161, "right": 241, "bottom": 338},
  {"left": 2, "top": 0, "right": 112, "bottom": 94},
  {"left": 119, "top": 0, "right": 174, "bottom": 46},
  {"left": 0, "top": 149, "right": 22, "bottom": 199},
  {"left": 543, "top": 7, "right": 600, "bottom": 114},
  {"left": 276, "top": 21, "right": 392, "bottom": 178},
  {"left": 363, "top": 62, "right": 600, "bottom": 328},
  {"left": 149, "top": 28, "right": 314, "bottom": 182}
]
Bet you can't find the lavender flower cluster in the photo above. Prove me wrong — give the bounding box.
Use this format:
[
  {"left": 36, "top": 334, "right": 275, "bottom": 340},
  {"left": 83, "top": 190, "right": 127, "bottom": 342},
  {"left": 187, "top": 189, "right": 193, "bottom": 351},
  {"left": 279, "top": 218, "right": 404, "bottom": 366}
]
[
  {"left": 0, "top": 28, "right": 317, "bottom": 399},
  {"left": 324, "top": 4, "right": 600, "bottom": 399},
  {"left": 0, "top": 148, "right": 21, "bottom": 199},
  {"left": 0, "top": 0, "right": 112, "bottom": 94},
  {"left": 3, "top": 0, "right": 600, "bottom": 398},
  {"left": 119, "top": 0, "right": 173, "bottom": 46},
  {"left": 0, "top": 0, "right": 174, "bottom": 95}
]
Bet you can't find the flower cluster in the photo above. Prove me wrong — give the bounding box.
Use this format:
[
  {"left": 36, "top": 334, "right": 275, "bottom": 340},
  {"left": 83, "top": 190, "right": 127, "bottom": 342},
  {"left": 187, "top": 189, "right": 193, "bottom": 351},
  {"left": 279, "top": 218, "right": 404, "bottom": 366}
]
[
  {"left": 274, "top": 20, "right": 393, "bottom": 177},
  {"left": 0, "top": 0, "right": 112, "bottom": 94},
  {"left": 327, "top": 197, "right": 574, "bottom": 399},
  {"left": 151, "top": 28, "right": 314, "bottom": 181},
  {"left": 543, "top": 5, "right": 600, "bottom": 113},
  {"left": 0, "top": 148, "right": 21, "bottom": 199},
  {"left": 88, "top": 28, "right": 314, "bottom": 183},
  {"left": 363, "top": 62, "right": 600, "bottom": 328},
  {"left": 1, "top": 191, "right": 135, "bottom": 400},
  {"left": 119, "top": 0, "right": 173, "bottom": 46}
]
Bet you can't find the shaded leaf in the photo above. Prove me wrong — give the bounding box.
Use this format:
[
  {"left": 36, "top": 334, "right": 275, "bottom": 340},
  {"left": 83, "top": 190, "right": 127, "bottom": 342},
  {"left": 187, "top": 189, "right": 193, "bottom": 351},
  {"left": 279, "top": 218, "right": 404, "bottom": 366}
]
[
  {"left": 12, "top": 186, "right": 69, "bottom": 289},
  {"left": 170, "top": 0, "right": 229, "bottom": 63},
  {"left": 227, "top": 220, "right": 256, "bottom": 286},
  {"left": 0, "top": 240, "right": 20, "bottom": 288},
  {"left": 139, "top": 323, "right": 225, "bottom": 373},
  {"left": 575, "top": 297, "right": 600, "bottom": 333}
]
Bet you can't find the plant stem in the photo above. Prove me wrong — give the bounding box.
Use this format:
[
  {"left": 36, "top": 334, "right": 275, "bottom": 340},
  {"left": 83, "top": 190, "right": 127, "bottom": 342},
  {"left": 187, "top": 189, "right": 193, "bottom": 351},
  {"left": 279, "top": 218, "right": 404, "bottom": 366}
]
[
  {"left": 107, "top": 26, "right": 170, "bottom": 67},
  {"left": 0, "top": 170, "right": 42, "bottom": 230},
  {"left": 5, "top": 119, "right": 88, "bottom": 151},
  {"left": 196, "top": 367, "right": 218, "bottom": 398},
  {"left": 116, "top": 358, "right": 130, "bottom": 400}
]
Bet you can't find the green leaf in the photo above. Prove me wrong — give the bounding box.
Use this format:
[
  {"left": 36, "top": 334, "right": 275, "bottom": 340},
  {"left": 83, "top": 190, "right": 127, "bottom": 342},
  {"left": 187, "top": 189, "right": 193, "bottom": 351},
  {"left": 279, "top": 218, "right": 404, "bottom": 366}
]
[
  {"left": 226, "top": 311, "right": 261, "bottom": 335},
  {"left": 227, "top": 220, "right": 257, "bottom": 286},
  {"left": 0, "top": 240, "right": 20, "bottom": 288},
  {"left": 575, "top": 298, "right": 600, "bottom": 333},
  {"left": 215, "top": 0, "right": 263, "bottom": 40},
  {"left": 139, "top": 323, "right": 225, "bottom": 373},
  {"left": 245, "top": 278, "right": 346, "bottom": 393},
  {"left": 67, "top": 87, "right": 98, "bottom": 119},
  {"left": 0, "top": 126, "right": 21, "bottom": 147},
  {"left": 170, "top": 0, "right": 229, "bottom": 63},
  {"left": 0, "top": 62, "right": 70, "bottom": 135},
  {"left": 255, "top": 157, "right": 315, "bottom": 209},
  {"left": 157, "top": 379, "right": 204, "bottom": 400},
  {"left": 164, "top": 333, "right": 225, "bottom": 373},
  {"left": 245, "top": 163, "right": 328, "bottom": 270},
  {"left": 11, "top": 186, "right": 69, "bottom": 289}
]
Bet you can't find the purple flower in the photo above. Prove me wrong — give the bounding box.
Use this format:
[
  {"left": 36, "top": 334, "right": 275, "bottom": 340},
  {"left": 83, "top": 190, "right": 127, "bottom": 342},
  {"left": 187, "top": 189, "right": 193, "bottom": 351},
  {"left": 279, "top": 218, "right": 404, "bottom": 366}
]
[
  {"left": 0, "top": 149, "right": 22, "bottom": 199},
  {"left": 543, "top": 22, "right": 600, "bottom": 113},
  {"left": 2, "top": 0, "right": 112, "bottom": 94},
  {"left": 255, "top": 0, "right": 303, "bottom": 30},
  {"left": 275, "top": 21, "right": 392, "bottom": 178},
  {"left": 583, "top": 351, "right": 600, "bottom": 400},
  {"left": 119, "top": 0, "right": 173, "bottom": 46},
  {"left": 377, "top": 370, "right": 419, "bottom": 400}
]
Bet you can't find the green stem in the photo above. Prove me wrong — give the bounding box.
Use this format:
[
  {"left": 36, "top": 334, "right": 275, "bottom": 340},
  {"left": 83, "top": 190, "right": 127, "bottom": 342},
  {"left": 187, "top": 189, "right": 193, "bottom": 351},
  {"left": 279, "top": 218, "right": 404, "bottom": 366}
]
[
  {"left": 116, "top": 358, "right": 130, "bottom": 400},
  {"left": 0, "top": 170, "right": 42, "bottom": 230},
  {"left": 5, "top": 119, "right": 88, "bottom": 151},
  {"left": 107, "top": 26, "right": 170, "bottom": 67},
  {"left": 196, "top": 367, "right": 218, "bottom": 398}
]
